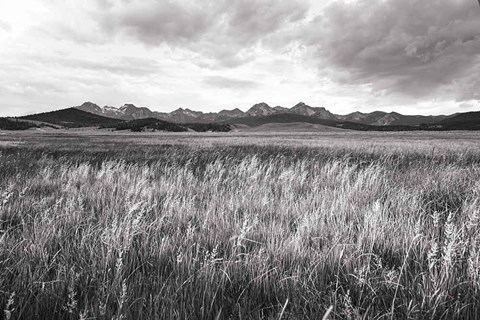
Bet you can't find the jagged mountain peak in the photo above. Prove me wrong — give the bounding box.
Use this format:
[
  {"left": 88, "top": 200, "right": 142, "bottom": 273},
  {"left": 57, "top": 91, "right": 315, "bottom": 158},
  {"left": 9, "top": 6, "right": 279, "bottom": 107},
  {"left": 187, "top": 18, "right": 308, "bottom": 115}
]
[
  {"left": 184, "top": 108, "right": 202, "bottom": 114},
  {"left": 289, "top": 102, "right": 336, "bottom": 120},
  {"left": 247, "top": 102, "right": 274, "bottom": 117},
  {"left": 77, "top": 102, "right": 101, "bottom": 110},
  {"left": 76, "top": 102, "right": 105, "bottom": 115},
  {"left": 120, "top": 103, "right": 138, "bottom": 110},
  {"left": 80, "top": 101, "right": 100, "bottom": 108},
  {"left": 219, "top": 108, "right": 245, "bottom": 116},
  {"left": 171, "top": 107, "right": 202, "bottom": 115},
  {"left": 273, "top": 106, "right": 288, "bottom": 113},
  {"left": 252, "top": 102, "right": 270, "bottom": 107},
  {"left": 290, "top": 102, "right": 316, "bottom": 116},
  {"left": 292, "top": 102, "right": 308, "bottom": 108}
]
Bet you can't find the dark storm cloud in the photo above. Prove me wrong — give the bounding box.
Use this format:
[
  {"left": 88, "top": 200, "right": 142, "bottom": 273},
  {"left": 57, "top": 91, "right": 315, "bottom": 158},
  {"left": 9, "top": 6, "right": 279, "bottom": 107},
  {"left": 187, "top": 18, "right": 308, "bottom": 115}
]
[
  {"left": 100, "top": 1, "right": 211, "bottom": 45},
  {"left": 225, "top": 0, "right": 307, "bottom": 45},
  {"left": 95, "top": 0, "right": 307, "bottom": 66},
  {"left": 203, "top": 76, "right": 258, "bottom": 89},
  {"left": 302, "top": 0, "right": 480, "bottom": 101}
]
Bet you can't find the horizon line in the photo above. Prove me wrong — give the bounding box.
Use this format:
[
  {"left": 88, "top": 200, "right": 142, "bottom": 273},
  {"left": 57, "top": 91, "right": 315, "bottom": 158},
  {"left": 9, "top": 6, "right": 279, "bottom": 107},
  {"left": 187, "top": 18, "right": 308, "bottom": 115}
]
[{"left": 6, "top": 101, "right": 470, "bottom": 118}]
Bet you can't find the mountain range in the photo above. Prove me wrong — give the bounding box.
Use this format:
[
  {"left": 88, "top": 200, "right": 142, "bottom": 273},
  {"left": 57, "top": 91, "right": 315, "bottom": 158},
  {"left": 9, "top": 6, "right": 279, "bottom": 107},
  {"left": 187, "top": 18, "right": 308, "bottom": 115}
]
[
  {"left": 75, "top": 101, "right": 452, "bottom": 126},
  {"left": 1, "top": 101, "right": 477, "bottom": 132}
]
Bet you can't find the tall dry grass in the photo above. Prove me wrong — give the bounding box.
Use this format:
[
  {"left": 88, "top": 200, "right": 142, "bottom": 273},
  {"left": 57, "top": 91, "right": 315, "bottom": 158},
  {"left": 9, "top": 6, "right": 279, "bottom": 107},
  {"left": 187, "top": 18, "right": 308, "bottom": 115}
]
[{"left": 0, "top": 143, "right": 480, "bottom": 319}]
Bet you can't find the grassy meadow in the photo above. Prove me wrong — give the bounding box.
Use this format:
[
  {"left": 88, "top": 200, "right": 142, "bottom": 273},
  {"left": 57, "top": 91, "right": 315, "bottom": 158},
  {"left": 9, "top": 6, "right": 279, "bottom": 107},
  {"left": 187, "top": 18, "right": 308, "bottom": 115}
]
[{"left": 1, "top": 131, "right": 480, "bottom": 319}]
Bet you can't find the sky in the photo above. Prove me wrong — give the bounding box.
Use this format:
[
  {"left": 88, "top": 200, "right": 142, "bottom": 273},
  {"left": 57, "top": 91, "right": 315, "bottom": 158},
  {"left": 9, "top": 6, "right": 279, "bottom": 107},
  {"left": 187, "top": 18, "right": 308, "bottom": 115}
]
[{"left": 0, "top": 0, "right": 479, "bottom": 116}]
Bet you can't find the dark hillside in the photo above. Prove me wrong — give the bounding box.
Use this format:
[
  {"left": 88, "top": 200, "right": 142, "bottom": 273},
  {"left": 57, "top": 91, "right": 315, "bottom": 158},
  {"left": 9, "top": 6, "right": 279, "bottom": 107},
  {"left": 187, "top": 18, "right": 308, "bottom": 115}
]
[
  {"left": 112, "top": 118, "right": 232, "bottom": 132},
  {"left": 388, "top": 113, "right": 451, "bottom": 126},
  {"left": 184, "top": 123, "right": 231, "bottom": 132},
  {"left": 0, "top": 118, "right": 39, "bottom": 130},
  {"left": 225, "top": 113, "right": 339, "bottom": 127},
  {"left": 20, "top": 108, "right": 122, "bottom": 128},
  {"left": 113, "top": 118, "right": 188, "bottom": 132},
  {"left": 226, "top": 114, "right": 416, "bottom": 131},
  {"left": 439, "top": 111, "right": 480, "bottom": 124},
  {"left": 435, "top": 111, "right": 480, "bottom": 129},
  {"left": 227, "top": 112, "right": 480, "bottom": 131}
]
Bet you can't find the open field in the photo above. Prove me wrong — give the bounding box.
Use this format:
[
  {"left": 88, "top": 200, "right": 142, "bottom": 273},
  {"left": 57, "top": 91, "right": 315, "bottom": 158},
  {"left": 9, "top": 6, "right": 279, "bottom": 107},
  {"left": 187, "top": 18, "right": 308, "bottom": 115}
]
[
  {"left": 1, "top": 130, "right": 480, "bottom": 319},
  {"left": 1, "top": 129, "right": 480, "bottom": 152}
]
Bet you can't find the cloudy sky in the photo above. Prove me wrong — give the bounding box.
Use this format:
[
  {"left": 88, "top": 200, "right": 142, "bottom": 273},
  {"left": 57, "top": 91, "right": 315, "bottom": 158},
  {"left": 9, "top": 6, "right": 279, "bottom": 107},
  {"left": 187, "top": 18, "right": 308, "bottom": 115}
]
[{"left": 0, "top": 0, "right": 479, "bottom": 116}]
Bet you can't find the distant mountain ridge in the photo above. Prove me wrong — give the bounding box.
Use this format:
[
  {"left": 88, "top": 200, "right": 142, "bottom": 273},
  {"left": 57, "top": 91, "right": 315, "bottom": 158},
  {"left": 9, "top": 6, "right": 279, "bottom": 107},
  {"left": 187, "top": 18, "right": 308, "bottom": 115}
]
[
  {"left": 5, "top": 103, "right": 478, "bottom": 132},
  {"left": 75, "top": 101, "right": 453, "bottom": 126},
  {"left": 75, "top": 102, "right": 242, "bottom": 123}
]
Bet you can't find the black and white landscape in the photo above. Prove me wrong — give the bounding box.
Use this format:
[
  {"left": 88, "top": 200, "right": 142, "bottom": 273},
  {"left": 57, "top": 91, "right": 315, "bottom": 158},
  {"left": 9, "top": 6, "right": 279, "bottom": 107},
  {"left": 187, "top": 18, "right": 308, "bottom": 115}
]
[{"left": 1, "top": 1, "right": 480, "bottom": 320}]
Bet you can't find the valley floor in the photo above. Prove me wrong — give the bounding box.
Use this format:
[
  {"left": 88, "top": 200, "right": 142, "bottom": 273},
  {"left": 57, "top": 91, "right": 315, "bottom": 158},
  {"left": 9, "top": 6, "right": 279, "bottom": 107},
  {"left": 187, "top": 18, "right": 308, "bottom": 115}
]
[
  {"left": 1, "top": 130, "right": 480, "bottom": 319},
  {"left": 1, "top": 128, "right": 480, "bottom": 152}
]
